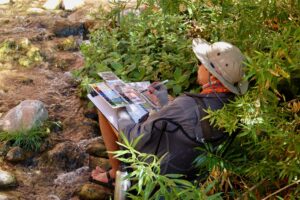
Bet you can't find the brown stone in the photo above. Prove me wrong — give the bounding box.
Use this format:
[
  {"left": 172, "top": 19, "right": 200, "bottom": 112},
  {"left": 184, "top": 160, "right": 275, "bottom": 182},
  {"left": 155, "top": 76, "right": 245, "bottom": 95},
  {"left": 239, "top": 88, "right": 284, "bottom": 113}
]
[
  {"left": 86, "top": 142, "right": 107, "bottom": 158},
  {"left": 78, "top": 183, "right": 110, "bottom": 200},
  {"left": 42, "top": 141, "right": 87, "bottom": 171}
]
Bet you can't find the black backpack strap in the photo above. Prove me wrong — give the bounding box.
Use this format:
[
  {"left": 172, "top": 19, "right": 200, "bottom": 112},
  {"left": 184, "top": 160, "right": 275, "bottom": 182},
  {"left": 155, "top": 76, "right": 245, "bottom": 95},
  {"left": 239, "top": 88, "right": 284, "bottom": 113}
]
[
  {"left": 185, "top": 92, "right": 239, "bottom": 155},
  {"left": 184, "top": 92, "right": 228, "bottom": 144},
  {"left": 192, "top": 97, "right": 213, "bottom": 142}
]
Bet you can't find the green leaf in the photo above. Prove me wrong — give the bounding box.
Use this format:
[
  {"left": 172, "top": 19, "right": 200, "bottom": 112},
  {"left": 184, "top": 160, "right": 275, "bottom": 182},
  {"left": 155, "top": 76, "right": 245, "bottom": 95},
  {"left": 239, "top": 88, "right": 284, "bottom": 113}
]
[{"left": 173, "top": 67, "right": 182, "bottom": 81}]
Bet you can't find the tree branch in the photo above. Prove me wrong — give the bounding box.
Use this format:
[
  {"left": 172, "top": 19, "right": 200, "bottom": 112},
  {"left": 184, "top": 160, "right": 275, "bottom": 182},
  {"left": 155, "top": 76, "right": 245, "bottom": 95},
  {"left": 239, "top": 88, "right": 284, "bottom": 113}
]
[{"left": 262, "top": 180, "right": 300, "bottom": 200}]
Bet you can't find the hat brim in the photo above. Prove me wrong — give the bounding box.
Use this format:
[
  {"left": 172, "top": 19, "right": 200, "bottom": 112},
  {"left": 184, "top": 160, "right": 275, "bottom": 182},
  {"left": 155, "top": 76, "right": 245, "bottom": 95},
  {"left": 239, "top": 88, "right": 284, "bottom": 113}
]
[{"left": 192, "top": 38, "right": 248, "bottom": 95}]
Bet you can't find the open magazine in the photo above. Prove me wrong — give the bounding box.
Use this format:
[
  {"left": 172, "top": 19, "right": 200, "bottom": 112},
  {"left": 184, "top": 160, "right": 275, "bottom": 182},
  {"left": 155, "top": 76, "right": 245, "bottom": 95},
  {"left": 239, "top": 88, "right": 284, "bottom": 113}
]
[{"left": 87, "top": 71, "right": 164, "bottom": 130}]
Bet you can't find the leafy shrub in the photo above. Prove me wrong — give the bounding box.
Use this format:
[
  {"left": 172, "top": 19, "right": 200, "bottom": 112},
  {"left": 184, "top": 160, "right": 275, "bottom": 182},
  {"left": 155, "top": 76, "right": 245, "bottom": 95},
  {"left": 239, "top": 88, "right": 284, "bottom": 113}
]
[
  {"left": 187, "top": 0, "right": 300, "bottom": 198},
  {"left": 76, "top": 10, "right": 198, "bottom": 96}
]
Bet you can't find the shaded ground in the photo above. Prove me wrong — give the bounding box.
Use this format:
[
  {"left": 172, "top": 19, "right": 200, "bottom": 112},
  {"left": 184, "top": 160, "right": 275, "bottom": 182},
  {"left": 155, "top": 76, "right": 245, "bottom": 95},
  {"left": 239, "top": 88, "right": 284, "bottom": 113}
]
[{"left": 0, "top": 0, "right": 113, "bottom": 199}]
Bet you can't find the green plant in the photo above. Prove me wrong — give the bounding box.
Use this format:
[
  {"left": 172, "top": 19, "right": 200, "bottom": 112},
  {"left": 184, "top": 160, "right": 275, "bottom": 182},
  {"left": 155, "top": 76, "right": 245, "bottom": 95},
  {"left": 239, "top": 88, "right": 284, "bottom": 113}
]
[
  {"left": 75, "top": 10, "right": 198, "bottom": 96},
  {"left": 113, "top": 133, "right": 222, "bottom": 200},
  {"left": 0, "top": 124, "right": 50, "bottom": 152}
]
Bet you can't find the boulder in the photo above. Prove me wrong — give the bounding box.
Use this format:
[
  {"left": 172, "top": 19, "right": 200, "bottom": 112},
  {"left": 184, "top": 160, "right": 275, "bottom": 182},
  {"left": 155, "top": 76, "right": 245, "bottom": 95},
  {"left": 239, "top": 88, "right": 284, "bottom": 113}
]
[
  {"left": 0, "top": 170, "right": 17, "bottom": 189},
  {"left": 78, "top": 183, "right": 110, "bottom": 200},
  {"left": 44, "top": 141, "right": 87, "bottom": 171},
  {"left": 0, "top": 0, "right": 11, "bottom": 5},
  {"left": 5, "top": 146, "right": 27, "bottom": 162},
  {"left": 0, "top": 100, "right": 48, "bottom": 132},
  {"left": 54, "top": 166, "right": 89, "bottom": 185},
  {"left": 86, "top": 142, "right": 107, "bottom": 158},
  {"left": 52, "top": 21, "right": 86, "bottom": 37},
  {"left": 43, "top": 0, "right": 62, "bottom": 10},
  {"left": 62, "top": 0, "right": 84, "bottom": 11}
]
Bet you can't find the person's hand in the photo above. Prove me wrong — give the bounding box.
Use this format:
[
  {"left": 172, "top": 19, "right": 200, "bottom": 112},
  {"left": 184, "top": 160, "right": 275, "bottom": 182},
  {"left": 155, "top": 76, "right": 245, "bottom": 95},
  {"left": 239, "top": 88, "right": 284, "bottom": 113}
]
[{"left": 148, "top": 82, "right": 168, "bottom": 106}]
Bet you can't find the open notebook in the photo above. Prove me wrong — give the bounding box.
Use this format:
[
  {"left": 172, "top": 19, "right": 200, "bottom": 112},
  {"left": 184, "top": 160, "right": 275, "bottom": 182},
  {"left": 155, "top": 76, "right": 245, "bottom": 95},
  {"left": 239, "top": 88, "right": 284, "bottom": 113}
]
[{"left": 88, "top": 71, "right": 164, "bottom": 130}]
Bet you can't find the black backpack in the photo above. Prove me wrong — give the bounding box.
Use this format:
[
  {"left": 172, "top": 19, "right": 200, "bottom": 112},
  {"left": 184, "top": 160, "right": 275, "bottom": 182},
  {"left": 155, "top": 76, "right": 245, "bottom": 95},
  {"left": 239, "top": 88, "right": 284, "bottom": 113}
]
[{"left": 139, "top": 93, "right": 238, "bottom": 178}]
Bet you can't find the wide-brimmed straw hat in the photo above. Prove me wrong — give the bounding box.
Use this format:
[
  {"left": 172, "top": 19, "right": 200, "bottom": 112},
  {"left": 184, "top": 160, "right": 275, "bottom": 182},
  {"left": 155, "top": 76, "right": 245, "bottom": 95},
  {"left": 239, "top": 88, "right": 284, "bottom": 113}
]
[{"left": 192, "top": 38, "right": 248, "bottom": 95}]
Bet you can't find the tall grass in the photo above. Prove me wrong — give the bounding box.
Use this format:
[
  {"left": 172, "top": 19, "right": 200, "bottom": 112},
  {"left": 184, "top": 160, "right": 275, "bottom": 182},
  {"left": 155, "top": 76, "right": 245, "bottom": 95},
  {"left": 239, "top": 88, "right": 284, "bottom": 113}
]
[{"left": 0, "top": 125, "right": 50, "bottom": 152}]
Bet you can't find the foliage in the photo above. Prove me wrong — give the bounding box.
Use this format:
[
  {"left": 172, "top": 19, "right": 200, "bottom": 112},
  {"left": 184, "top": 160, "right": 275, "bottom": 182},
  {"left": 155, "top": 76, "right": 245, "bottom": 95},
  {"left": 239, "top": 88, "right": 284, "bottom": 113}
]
[
  {"left": 78, "top": 0, "right": 300, "bottom": 198},
  {"left": 75, "top": 9, "right": 198, "bottom": 96},
  {"left": 113, "top": 133, "right": 222, "bottom": 200},
  {"left": 0, "top": 38, "right": 43, "bottom": 68},
  {"left": 0, "top": 123, "right": 51, "bottom": 152},
  {"left": 189, "top": 0, "right": 300, "bottom": 198}
]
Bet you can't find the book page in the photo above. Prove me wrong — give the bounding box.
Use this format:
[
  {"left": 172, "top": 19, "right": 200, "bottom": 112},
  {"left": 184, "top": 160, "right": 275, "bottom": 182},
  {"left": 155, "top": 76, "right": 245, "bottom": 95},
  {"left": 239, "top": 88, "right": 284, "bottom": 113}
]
[
  {"left": 90, "top": 83, "right": 129, "bottom": 108},
  {"left": 106, "top": 81, "right": 146, "bottom": 105}
]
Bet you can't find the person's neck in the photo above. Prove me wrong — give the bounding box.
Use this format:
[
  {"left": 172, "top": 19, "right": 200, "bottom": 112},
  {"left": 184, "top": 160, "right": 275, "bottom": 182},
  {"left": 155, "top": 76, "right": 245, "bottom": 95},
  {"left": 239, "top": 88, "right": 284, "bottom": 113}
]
[{"left": 200, "top": 76, "right": 230, "bottom": 94}]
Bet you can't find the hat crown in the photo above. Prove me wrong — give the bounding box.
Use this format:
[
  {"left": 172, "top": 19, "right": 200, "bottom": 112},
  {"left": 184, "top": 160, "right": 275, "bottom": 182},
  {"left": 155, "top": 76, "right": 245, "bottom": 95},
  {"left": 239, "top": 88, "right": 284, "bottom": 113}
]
[{"left": 207, "top": 42, "right": 245, "bottom": 84}]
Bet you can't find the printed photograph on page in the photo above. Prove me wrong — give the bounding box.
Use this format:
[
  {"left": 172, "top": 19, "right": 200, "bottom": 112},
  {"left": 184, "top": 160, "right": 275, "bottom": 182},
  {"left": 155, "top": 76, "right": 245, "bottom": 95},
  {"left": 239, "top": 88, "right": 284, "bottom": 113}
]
[{"left": 107, "top": 82, "right": 146, "bottom": 105}]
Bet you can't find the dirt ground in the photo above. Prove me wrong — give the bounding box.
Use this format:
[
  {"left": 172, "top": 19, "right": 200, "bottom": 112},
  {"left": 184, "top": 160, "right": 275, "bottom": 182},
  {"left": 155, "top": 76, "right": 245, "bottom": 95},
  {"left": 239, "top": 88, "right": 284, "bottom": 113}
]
[{"left": 0, "top": 0, "right": 115, "bottom": 199}]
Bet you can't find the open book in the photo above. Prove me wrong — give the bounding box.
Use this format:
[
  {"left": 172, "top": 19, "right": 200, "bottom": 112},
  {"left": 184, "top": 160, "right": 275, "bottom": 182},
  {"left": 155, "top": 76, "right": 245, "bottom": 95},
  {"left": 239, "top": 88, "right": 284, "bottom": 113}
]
[{"left": 87, "top": 71, "right": 163, "bottom": 130}]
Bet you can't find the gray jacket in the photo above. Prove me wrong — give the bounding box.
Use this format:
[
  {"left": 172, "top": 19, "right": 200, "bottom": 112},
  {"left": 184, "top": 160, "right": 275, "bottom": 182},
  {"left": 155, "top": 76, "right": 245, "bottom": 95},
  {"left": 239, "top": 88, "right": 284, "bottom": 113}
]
[{"left": 118, "top": 92, "right": 233, "bottom": 175}]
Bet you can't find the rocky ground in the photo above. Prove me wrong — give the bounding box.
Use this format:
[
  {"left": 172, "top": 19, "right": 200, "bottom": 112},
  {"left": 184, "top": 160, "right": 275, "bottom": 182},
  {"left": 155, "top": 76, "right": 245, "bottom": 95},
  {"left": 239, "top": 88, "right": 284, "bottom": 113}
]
[{"left": 0, "top": 0, "right": 116, "bottom": 199}]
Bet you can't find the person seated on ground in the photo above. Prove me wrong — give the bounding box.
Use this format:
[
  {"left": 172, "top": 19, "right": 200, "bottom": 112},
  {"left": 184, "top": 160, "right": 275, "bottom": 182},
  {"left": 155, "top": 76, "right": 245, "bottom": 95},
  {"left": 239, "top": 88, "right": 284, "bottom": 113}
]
[{"left": 90, "top": 38, "right": 248, "bottom": 188}]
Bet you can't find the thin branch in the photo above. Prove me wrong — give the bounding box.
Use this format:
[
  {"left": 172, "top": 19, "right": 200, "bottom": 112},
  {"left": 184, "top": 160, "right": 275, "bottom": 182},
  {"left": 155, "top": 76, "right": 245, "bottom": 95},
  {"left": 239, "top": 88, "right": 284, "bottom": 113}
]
[
  {"left": 262, "top": 180, "right": 300, "bottom": 200},
  {"left": 237, "top": 179, "right": 267, "bottom": 200}
]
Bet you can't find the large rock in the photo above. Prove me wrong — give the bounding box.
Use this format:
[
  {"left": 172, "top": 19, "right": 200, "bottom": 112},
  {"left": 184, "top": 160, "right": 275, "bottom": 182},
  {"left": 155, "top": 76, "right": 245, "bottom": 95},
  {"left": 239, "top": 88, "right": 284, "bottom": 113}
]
[
  {"left": 0, "top": 170, "right": 17, "bottom": 189},
  {"left": 54, "top": 166, "right": 89, "bottom": 185},
  {"left": 0, "top": 100, "right": 48, "bottom": 132},
  {"left": 86, "top": 142, "right": 107, "bottom": 158},
  {"left": 78, "top": 183, "right": 110, "bottom": 200},
  {"left": 62, "top": 0, "right": 85, "bottom": 11},
  {"left": 43, "top": 0, "right": 62, "bottom": 10},
  {"left": 0, "top": 0, "right": 11, "bottom": 5},
  {"left": 43, "top": 141, "right": 87, "bottom": 171}
]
